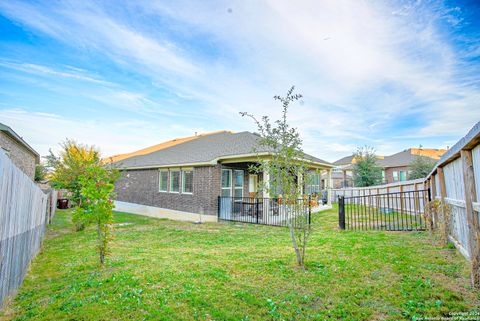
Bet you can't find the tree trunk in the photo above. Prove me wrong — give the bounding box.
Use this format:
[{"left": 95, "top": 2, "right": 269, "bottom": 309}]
[
  {"left": 97, "top": 222, "right": 104, "bottom": 264},
  {"left": 285, "top": 204, "right": 303, "bottom": 268},
  {"left": 288, "top": 222, "right": 303, "bottom": 267}
]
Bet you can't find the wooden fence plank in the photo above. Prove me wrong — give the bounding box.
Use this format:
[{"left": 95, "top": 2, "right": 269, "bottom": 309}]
[
  {"left": 0, "top": 150, "right": 54, "bottom": 307},
  {"left": 461, "top": 149, "right": 480, "bottom": 287}
]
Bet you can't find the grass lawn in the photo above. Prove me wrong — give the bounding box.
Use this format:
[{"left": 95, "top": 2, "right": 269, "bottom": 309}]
[{"left": 1, "top": 206, "right": 478, "bottom": 320}]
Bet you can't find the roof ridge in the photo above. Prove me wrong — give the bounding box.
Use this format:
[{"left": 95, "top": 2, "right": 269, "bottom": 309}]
[{"left": 104, "top": 130, "right": 233, "bottom": 163}]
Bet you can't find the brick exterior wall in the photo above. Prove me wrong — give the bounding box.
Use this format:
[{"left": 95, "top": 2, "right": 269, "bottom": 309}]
[
  {"left": 384, "top": 166, "right": 409, "bottom": 184},
  {"left": 115, "top": 165, "right": 222, "bottom": 216},
  {"left": 0, "top": 132, "right": 36, "bottom": 180}
]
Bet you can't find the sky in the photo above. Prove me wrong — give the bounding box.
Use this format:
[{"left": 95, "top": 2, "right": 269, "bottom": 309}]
[{"left": 0, "top": 0, "right": 479, "bottom": 162}]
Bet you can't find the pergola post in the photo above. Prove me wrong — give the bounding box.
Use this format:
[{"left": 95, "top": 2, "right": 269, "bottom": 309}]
[
  {"left": 327, "top": 169, "right": 332, "bottom": 206},
  {"left": 263, "top": 169, "right": 270, "bottom": 199},
  {"left": 298, "top": 169, "right": 304, "bottom": 195},
  {"left": 262, "top": 167, "right": 271, "bottom": 218}
]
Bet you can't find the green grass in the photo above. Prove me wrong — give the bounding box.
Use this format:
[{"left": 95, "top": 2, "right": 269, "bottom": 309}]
[
  {"left": 344, "top": 204, "right": 425, "bottom": 230},
  {"left": 1, "top": 206, "right": 478, "bottom": 320}
]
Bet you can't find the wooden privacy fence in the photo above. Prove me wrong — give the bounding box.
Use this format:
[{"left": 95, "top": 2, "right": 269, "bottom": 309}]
[
  {"left": 0, "top": 150, "right": 56, "bottom": 307},
  {"left": 333, "top": 121, "right": 480, "bottom": 288},
  {"left": 425, "top": 121, "right": 480, "bottom": 262}
]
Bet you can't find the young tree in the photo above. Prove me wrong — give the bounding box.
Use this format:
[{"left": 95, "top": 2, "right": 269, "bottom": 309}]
[
  {"left": 241, "top": 86, "right": 312, "bottom": 269},
  {"left": 75, "top": 164, "right": 119, "bottom": 264},
  {"left": 46, "top": 139, "right": 101, "bottom": 230},
  {"left": 352, "top": 146, "right": 383, "bottom": 187},
  {"left": 408, "top": 155, "right": 436, "bottom": 180}
]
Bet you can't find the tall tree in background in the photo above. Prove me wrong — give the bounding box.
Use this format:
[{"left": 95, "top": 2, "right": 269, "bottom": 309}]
[
  {"left": 408, "top": 155, "right": 436, "bottom": 180},
  {"left": 241, "top": 86, "right": 313, "bottom": 269},
  {"left": 46, "top": 139, "right": 101, "bottom": 230},
  {"left": 352, "top": 146, "right": 383, "bottom": 187}
]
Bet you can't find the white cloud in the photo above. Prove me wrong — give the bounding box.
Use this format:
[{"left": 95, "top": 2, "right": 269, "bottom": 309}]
[
  {"left": 0, "top": 108, "right": 205, "bottom": 158},
  {"left": 0, "top": 0, "right": 478, "bottom": 162}
]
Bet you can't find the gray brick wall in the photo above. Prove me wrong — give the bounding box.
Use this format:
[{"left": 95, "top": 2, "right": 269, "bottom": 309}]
[
  {"left": 0, "top": 132, "right": 36, "bottom": 180},
  {"left": 114, "top": 165, "right": 222, "bottom": 216}
]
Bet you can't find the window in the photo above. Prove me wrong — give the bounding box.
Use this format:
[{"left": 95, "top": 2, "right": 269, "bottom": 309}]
[
  {"left": 170, "top": 170, "right": 180, "bottom": 193},
  {"left": 234, "top": 170, "right": 244, "bottom": 198},
  {"left": 306, "top": 172, "right": 320, "bottom": 194},
  {"left": 221, "top": 169, "right": 232, "bottom": 197},
  {"left": 392, "top": 171, "right": 399, "bottom": 182},
  {"left": 399, "top": 171, "right": 407, "bottom": 181},
  {"left": 182, "top": 170, "right": 193, "bottom": 194},
  {"left": 159, "top": 171, "right": 168, "bottom": 192}
]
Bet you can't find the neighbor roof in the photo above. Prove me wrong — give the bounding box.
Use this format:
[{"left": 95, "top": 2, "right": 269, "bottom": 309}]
[
  {"left": 332, "top": 154, "right": 384, "bottom": 167},
  {"left": 0, "top": 122, "right": 40, "bottom": 161},
  {"left": 111, "top": 131, "right": 333, "bottom": 169},
  {"left": 333, "top": 155, "right": 355, "bottom": 166},
  {"left": 377, "top": 148, "right": 446, "bottom": 168}
]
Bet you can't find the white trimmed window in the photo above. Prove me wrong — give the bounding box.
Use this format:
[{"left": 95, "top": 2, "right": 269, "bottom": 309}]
[
  {"left": 159, "top": 170, "right": 168, "bottom": 192},
  {"left": 182, "top": 170, "right": 193, "bottom": 194},
  {"left": 170, "top": 170, "right": 181, "bottom": 193},
  {"left": 393, "top": 171, "right": 399, "bottom": 182}
]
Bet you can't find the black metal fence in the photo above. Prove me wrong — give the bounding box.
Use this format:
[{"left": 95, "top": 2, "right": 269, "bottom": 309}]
[
  {"left": 218, "top": 196, "right": 311, "bottom": 227},
  {"left": 338, "top": 189, "right": 429, "bottom": 231}
]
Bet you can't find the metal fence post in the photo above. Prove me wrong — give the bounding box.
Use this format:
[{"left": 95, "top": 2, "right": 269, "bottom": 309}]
[
  {"left": 308, "top": 194, "right": 312, "bottom": 225},
  {"left": 256, "top": 198, "right": 259, "bottom": 224},
  {"left": 339, "top": 196, "right": 345, "bottom": 230},
  {"left": 217, "top": 196, "right": 221, "bottom": 219}
]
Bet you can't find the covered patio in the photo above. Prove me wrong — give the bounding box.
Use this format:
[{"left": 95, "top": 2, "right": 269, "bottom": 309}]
[{"left": 217, "top": 155, "right": 334, "bottom": 226}]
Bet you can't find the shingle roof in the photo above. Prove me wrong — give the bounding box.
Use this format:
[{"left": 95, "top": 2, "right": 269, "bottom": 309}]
[
  {"left": 333, "top": 155, "right": 355, "bottom": 166},
  {"left": 105, "top": 130, "right": 228, "bottom": 163},
  {"left": 377, "top": 148, "right": 446, "bottom": 168},
  {"left": 0, "top": 122, "right": 40, "bottom": 161},
  {"left": 112, "top": 131, "right": 332, "bottom": 169},
  {"left": 332, "top": 148, "right": 446, "bottom": 169}
]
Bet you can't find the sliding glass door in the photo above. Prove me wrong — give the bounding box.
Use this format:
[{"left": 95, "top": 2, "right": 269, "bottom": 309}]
[{"left": 221, "top": 169, "right": 232, "bottom": 197}]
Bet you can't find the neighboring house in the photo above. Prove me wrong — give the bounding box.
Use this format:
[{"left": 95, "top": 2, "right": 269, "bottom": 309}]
[
  {"left": 0, "top": 123, "right": 39, "bottom": 180},
  {"left": 377, "top": 148, "right": 446, "bottom": 183},
  {"left": 111, "top": 131, "right": 334, "bottom": 222},
  {"left": 331, "top": 148, "right": 446, "bottom": 187},
  {"left": 325, "top": 155, "right": 385, "bottom": 188}
]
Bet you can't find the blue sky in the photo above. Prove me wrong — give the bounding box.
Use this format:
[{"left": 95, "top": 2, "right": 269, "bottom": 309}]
[{"left": 0, "top": 0, "right": 479, "bottom": 161}]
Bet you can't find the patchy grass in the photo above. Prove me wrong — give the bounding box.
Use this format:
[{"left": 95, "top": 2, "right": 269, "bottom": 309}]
[{"left": 1, "top": 206, "right": 478, "bottom": 320}]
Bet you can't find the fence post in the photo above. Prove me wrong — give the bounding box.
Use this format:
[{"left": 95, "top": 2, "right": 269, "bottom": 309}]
[
  {"left": 339, "top": 196, "right": 345, "bottom": 230},
  {"left": 460, "top": 149, "right": 479, "bottom": 288},
  {"left": 217, "top": 196, "right": 221, "bottom": 219},
  {"left": 256, "top": 198, "right": 259, "bottom": 224},
  {"left": 308, "top": 194, "right": 311, "bottom": 225}
]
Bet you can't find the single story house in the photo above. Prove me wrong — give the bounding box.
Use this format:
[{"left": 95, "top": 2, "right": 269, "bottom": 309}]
[
  {"left": 111, "top": 130, "right": 334, "bottom": 222},
  {"left": 330, "top": 148, "right": 447, "bottom": 187},
  {"left": 0, "top": 122, "right": 40, "bottom": 180}
]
